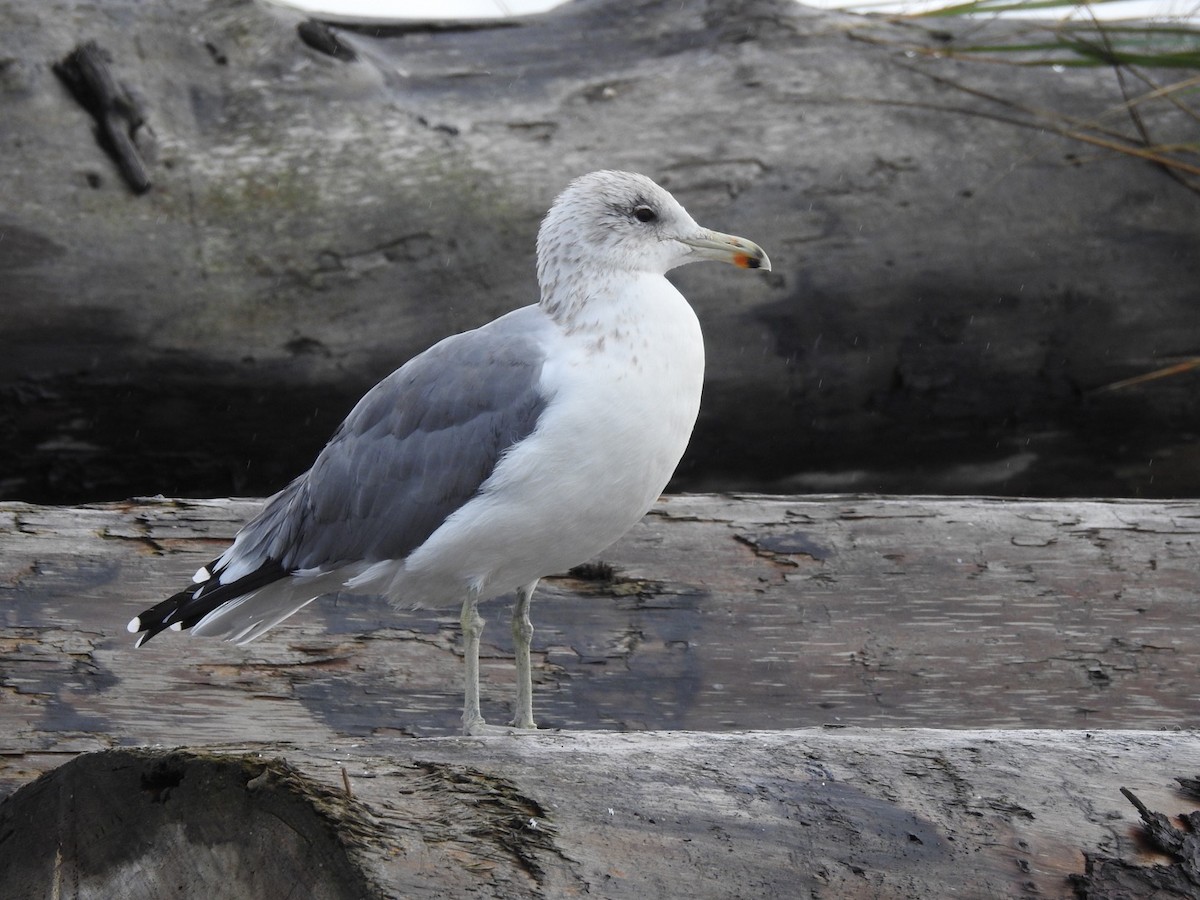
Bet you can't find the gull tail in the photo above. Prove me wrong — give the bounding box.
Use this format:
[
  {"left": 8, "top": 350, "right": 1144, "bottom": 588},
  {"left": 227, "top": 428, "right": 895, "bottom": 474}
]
[{"left": 127, "top": 559, "right": 288, "bottom": 647}]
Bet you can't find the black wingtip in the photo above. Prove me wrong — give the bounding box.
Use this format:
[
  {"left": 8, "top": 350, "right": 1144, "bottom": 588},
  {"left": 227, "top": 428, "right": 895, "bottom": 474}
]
[
  {"left": 127, "top": 586, "right": 196, "bottom": 646},
  {"left": 128, "top": 558, "right": 289, "bottom": 646}
]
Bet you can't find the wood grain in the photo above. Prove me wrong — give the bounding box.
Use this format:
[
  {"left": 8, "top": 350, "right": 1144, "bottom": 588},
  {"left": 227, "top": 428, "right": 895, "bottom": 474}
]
[
  {"left": 2, "top": 494, "right": 1197, "bottom": 796},
  {"left": 2, "top": 731, "right": 1198, "bottom": 898}
]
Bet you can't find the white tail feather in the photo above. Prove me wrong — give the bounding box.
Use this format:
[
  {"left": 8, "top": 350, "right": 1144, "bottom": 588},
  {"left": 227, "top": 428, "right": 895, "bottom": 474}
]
[{"left": 189, "top": 567, "right": 360, "bottom": 643}]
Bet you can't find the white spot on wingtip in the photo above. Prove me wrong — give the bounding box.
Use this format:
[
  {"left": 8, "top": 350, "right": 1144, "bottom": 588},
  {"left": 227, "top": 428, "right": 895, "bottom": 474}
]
[
  {"left": 193, "top": 566, "right": 210, "bottom": 584},
  {"left": 127, "top": 616, "right": 141, "bottom": 633},
  {"left": 169, "top": 622, "right": 183, "bottom": 631}
]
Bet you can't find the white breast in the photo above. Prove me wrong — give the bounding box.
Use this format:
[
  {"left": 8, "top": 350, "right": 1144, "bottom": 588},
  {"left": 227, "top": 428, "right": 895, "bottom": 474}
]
[{"left": 383, "top": 273, "right": 705, "bottom": 607}]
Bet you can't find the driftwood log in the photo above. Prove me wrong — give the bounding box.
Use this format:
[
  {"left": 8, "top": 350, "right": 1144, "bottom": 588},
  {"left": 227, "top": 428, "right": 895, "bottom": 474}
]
[
  {"left": 2, "top": 493, "right": 1198, "bottom": 753},
  {"left": 1, "top": 733, "right": 1199, "bottom": 898},
  {"left": 2, "top": 0, "right": 1200, "bottom": 504},
  {"left": 1, "top": 494, "right": 1198, "bottom": 896}
]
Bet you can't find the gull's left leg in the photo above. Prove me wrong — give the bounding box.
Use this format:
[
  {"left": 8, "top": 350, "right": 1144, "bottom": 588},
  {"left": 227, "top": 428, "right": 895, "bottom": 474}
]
[{"left": 510, "top": 579, "right": 540, "bottom": 729}]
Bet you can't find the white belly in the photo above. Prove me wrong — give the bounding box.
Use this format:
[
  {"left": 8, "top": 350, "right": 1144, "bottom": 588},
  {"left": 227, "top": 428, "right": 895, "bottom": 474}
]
[{"left": 377, "top": 277, "right": 705, "bottom": 606}]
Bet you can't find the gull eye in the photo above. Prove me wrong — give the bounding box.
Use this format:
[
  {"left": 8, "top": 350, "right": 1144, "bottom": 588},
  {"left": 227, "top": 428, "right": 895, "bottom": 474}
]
[{"left": 632, "top": 205, "right": 658, "bottom": 224}]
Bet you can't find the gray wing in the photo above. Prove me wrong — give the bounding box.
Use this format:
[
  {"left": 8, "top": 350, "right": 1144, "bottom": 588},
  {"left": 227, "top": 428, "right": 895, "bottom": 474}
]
[
  {"left": 237, "top": 304, "right": 552, "bottom": 573},
  {"left": 128, "top": 305, "right": 552, "bottom": 645}
]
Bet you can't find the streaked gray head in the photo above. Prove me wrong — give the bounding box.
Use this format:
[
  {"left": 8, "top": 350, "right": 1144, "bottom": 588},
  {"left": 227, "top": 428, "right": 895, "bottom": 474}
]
[{"left": 536, "top": 170, "right": 770, "bottom": 307}]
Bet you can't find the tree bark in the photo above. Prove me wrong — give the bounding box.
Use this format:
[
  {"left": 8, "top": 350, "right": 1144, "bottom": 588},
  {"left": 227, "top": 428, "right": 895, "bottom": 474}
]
[
  {"left": 1, "top": 733, "right": 1198, "bottom": 898},
  {"left": 1, "top": 0, "right": 1198, "bottom": 503}
]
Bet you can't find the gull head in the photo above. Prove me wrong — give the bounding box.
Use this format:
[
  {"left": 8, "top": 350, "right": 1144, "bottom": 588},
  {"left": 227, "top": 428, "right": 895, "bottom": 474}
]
[{"left": 536, "top": 170, "right": 770, "bottom": 299}]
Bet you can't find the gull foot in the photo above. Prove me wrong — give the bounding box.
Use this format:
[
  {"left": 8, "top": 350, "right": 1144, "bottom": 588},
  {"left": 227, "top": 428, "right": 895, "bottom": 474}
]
[{"left": 463, "top": 719, "right": 539, "bottom": 737}]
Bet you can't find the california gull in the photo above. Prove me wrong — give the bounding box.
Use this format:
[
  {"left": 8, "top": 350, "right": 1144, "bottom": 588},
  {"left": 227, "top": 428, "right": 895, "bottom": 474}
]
[{"left": 128, "top": 170, "right": 770, "bottom": 734}]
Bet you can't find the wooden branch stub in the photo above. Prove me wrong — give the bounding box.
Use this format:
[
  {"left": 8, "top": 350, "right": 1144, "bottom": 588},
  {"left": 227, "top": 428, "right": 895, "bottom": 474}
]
[
  {"left": 53, "top": 41, "right": 153, "bottom": 193},
  {"left": 1070, "top": 786, "right": 1200, "bottom": 897},
  {"left": 297, "top": 20, "right": 357, "bottom": 62},
  {"left": 1177, "top": 775, "right": 1200, "bottom": 801}
]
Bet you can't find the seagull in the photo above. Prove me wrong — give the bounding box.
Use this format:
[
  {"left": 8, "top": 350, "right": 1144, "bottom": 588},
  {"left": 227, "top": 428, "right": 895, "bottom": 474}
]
[{"left": 128, "top": 170, "right": 770, "bottom": 734}]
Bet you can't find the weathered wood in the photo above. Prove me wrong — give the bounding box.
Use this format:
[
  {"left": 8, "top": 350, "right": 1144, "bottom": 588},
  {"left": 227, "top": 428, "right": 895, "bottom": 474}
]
[
  {"left": 2, "top": 0, "right": 1199, "bottom": 503},
  {"left": 2, "top": 494, "right": 1198, "bottom": 795},
  {"left": 3, "top": 494, "right": 1199, "bottom": 894},
  {"left": 2, "top": 731, "right": 1198, "bottom": 898}
]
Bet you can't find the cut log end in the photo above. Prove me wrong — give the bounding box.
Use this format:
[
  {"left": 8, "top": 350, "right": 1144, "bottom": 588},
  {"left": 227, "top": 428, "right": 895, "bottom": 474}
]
[{"left": 0, "top": 749, "right": 384, "bottom": 900}]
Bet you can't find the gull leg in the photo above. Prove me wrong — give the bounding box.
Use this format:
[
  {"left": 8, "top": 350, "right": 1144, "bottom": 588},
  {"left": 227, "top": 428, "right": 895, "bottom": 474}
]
[
  {"left": 510, "top": 579, "right": 539, "bottom": 729},
  {"left": 460, "top": 595, "right": 487, "bottom": 734}
]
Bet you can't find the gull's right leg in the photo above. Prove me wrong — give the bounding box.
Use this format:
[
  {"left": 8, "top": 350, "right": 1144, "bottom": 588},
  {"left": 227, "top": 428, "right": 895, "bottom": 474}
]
[
  {"left": 510, "top": 579, "right": 539, "bottom": 730},
  {"left": 460, "top": 595, "right": 487, "bottom": 735}
]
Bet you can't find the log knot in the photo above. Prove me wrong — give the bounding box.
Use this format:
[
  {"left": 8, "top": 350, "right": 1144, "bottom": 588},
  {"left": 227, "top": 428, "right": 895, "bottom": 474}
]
[{"left": 53, "top": 41, "right": 154, "bottom": 194}]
